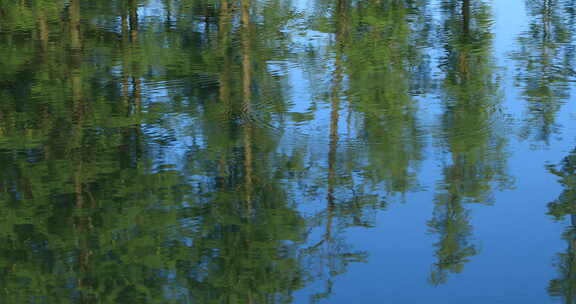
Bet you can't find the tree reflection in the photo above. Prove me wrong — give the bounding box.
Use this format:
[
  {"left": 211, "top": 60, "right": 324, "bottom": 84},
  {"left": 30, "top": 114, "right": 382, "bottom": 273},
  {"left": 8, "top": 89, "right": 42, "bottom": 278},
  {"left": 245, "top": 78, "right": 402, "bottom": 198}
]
[
  {"left": 429, "top": 0, "right": 511, "bottom": 286},
  {"left": 343, "top": 0, "right": 430, "bottom": 195},
  {"left": 0, "top": 0, "right": 381, "bottom": 302},
  {"left": 0, "top": 0, "right": 544, "bottom": 300},
  {"left": 548, "top": 149, "right": 576, "bottom": 303},
  {"left": 512, "top": 0, "right": 576, "bottom": 144}
]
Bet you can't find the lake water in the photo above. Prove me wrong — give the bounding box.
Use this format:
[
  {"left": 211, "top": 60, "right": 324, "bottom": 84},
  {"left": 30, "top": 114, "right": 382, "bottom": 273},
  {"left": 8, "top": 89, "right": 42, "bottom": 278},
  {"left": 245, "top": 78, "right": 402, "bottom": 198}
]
[{"left": 1, "top": 0, "right": 576, "bottom": 303}]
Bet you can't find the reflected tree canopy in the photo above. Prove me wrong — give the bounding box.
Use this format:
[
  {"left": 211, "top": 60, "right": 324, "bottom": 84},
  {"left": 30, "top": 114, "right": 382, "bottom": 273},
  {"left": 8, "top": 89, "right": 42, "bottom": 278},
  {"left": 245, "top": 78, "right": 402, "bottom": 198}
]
[
  {"left": 428, "top": 0, "right": 511, "bottom": 286},
  {"left": 512, "top": 0, "right": 576, "bottom": 144},
  {"left": 0, "top": 0, "right": 573, "bottom": 302},
  {"left": 548, "top": 149, "right": 576, "bottom": 304}
]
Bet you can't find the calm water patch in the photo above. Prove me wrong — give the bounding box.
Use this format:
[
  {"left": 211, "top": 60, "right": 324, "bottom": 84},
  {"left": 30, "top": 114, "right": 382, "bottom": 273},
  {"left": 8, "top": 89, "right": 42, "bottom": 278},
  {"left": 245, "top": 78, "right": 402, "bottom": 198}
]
[{"left": 1, "top": 0, "right": 576, "bottom": 303}]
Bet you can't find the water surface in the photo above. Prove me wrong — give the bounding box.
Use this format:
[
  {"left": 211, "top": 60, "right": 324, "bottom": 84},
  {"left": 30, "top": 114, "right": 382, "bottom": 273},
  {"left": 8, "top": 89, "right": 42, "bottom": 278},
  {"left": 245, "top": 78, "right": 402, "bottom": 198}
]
[{"left": 1, "top": 0, "right": 576, "bottom": 302}]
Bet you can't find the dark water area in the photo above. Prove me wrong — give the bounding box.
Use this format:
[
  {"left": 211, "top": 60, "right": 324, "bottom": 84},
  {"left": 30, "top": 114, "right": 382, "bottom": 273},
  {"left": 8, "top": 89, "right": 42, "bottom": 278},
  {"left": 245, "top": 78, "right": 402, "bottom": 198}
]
[{"left": 1, "top": 0, "right": 576, "bottom": 302}]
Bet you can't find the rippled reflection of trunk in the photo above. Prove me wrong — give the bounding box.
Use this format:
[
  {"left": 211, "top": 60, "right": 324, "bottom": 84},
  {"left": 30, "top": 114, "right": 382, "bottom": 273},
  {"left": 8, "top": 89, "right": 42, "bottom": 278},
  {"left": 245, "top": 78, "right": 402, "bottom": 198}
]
[
  {"left": 70, "top": 0, "right": 81, "bottom": 78},
  {"left": 132, "top": 72, "right": 142, "bottom": 113},
  {"left": 239, "top": 6, "right": 255, "bottom": 300},
  {"left": 327, "top": 56, "right": 342, "bottom": 242},
  {"left": 543, "top": 0, "right": 552, "bottom": 43},
  {"left": 70, "top": 0, "right": 81, "bottom": 50},
  {"left": 121, "top": 11, "right": 130, "bottom": 105},
  {"left": 458, "top": 0, "right": 470, "bottom": 79},
  {"left": 241, "top": 0, "right": 253, "bottom": 216},
  {"left": 37, "top": 10, "right": 49, "bottom": 53},
  {"left": 129, "top": 0, "right": 141, "bottom": 112},
  {"left": 69, "top": 0, "right": 83, "bottom": 202},
  {"left": 326, "top": 0, "right": 347, "bottom": 243},
  {"left": 218, "top": 1, "right": 232, "bottom": 180},
  {"left": 120, "top": 1, "right": 141, "bottom": 114},
  {"left": 74, "top": 169, "right": 90, "bottom": 295},
  {"left": 219, "top": 0, "right": 232, "bottom": 121},
  {"left": 462, "top": 0, "right": 470, "bottom": 37},
  {"left": 163, "top": 0, "right": 172, "bottom": 25},
  {"left": 541, "top": 0, "right": 552, "bottom": 80},
  {"left": 70, "top": 0, "right": 84, "bottom": 142},
  {"left": 318, "top": 0, "right": 347, "bottom": 298},
  {"left": 129, "top": 0, "right": 139, "bottom": 43},
  {"left": 68, "top": 0, "right": 91, "bottom": 299},
  {"left": 120, "top": 3, "right": 142, "bottom": 168}
]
